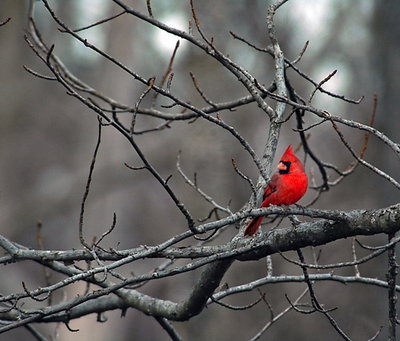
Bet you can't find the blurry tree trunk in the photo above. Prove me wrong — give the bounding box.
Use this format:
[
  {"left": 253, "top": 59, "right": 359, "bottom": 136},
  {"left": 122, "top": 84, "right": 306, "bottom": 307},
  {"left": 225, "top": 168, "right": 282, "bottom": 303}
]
[{"left": 370, "top": 1, "right": 400, "bottom": 205}]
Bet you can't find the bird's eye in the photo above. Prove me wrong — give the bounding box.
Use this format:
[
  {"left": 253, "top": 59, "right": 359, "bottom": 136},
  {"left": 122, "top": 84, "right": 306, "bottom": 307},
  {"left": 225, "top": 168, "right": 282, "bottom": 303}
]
[{"left": 278, "top": 161, "right": 291, "bottom": 174}]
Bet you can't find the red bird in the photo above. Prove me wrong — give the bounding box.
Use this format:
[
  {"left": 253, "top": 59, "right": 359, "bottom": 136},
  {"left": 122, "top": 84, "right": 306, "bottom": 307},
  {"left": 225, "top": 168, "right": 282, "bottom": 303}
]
[{"left": 244, "top": 145, "right": 308, "bottom": 237}]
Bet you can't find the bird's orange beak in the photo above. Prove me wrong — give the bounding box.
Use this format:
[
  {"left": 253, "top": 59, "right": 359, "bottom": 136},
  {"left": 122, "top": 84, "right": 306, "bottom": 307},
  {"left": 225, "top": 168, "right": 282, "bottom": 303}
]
[{"left": 277, "top": 161, "right": 287, "bottom": 171}]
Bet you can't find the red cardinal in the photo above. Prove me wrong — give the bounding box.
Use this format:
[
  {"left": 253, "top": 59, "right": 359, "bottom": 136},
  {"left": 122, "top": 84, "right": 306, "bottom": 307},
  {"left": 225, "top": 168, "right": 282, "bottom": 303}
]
[{"left": 244, "top": 145, "right": 308, "bottom": 237}]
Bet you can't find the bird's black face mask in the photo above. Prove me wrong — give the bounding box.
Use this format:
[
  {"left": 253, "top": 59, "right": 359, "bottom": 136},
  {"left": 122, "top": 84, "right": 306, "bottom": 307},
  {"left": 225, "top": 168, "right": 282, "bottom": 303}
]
[{"left": 278, "top": 161, "right": 291, "bottom": 175}]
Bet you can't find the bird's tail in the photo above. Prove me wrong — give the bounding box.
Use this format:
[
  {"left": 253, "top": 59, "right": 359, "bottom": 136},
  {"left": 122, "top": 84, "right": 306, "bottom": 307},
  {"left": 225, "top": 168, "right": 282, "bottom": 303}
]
[{"left": 243, "top": 216, "right": 264, "bottom": 237}]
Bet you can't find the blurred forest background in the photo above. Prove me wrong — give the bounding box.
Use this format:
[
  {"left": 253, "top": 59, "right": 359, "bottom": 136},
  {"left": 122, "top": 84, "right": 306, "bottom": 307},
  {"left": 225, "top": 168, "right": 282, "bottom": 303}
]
[{"left": 0, "top": 0, "right": 399, "bottom": 340}]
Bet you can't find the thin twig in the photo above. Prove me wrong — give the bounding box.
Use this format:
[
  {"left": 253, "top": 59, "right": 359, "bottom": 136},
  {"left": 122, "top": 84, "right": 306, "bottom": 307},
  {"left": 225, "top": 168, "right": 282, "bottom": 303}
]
[
  {"left": 210, "top": 294, "right": 264, "bottom": 311},
  {"left": 24, "top": 324, "right": 49, "bottom": 341},
  {"left": 155, "top": 317, "right": 184, "bottom": 341},
  {"left": 152, "top": 40, "right": 180, "bottom": 105},
  {"left": 131, "top": 77, "right": 155, "bottom": 135},
  {"left": 0, "top": 17, "right": 11, "bottom": 26},
  {"left": 189, "top": 72, "right": 217, "bottom": 107},
  {"left": 296, "top": 249, "right": 352, "bottom": 340},
  {"left": 36, "top": 221, "right": 53, "bottom": 305},
  {"left": 279, "top": 240, "right": 392, "bottom": 270},
  {"left": 352, "top": 238, "right": 361, "bottom": 277},
  {"left": 308, "top": 69, "right": 337, "bottom": 103},
  {"left": 231, "top": 158, "right": 257, "bottom": 204},
  {"left": 387, "top": 231, "right": 398, "bottom": 341},
  {"left": 176, "top": 151, "right": 231, "bottom": 214},
  {"left": 249, "top": 288, "right": 309, "bottom": 341},
  {"left": 330, "top": 119, "right": 400, "bottom": 189},
  {"left": 146, "top": 0, "right": 153, "bottom": 18},
  {"left": 360, "top": 94, "right": 378, "bottom": 159},
  {"left": 133, "top": 120, "right": 172, "bottom": 135},
  {"left": 23, "top": 64, "right": 57, "bottom": 80},
  {"left": 65, "top": 11, "right": 126, "bottom": 33},
  {"left": 79, "top": 118, "right": 103, "bottom": 249},
  {"left": 94, "top": 213, "right": 117, "bottom": 248},
  {"left": 292, "top": 40, "right": 309, "bottom": 64}
]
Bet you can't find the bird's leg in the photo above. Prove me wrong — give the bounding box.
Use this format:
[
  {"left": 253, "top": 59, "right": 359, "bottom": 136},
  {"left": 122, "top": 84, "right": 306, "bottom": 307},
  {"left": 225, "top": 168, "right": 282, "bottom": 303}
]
[{"left": 288, "top": 213, "right": 301, "bottom": 228}]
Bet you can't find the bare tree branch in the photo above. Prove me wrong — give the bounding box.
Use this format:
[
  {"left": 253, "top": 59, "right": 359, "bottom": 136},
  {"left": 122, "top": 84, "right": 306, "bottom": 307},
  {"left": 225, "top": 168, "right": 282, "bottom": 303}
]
[{"left": 1, "top": 1, "right": 399, "bottom": 340}]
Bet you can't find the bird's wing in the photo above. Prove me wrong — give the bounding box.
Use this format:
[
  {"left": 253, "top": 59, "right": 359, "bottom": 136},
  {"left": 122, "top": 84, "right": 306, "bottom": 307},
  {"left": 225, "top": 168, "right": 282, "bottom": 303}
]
[{"left": 262, "top": 173, "right": 279, "bottom": 202}]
